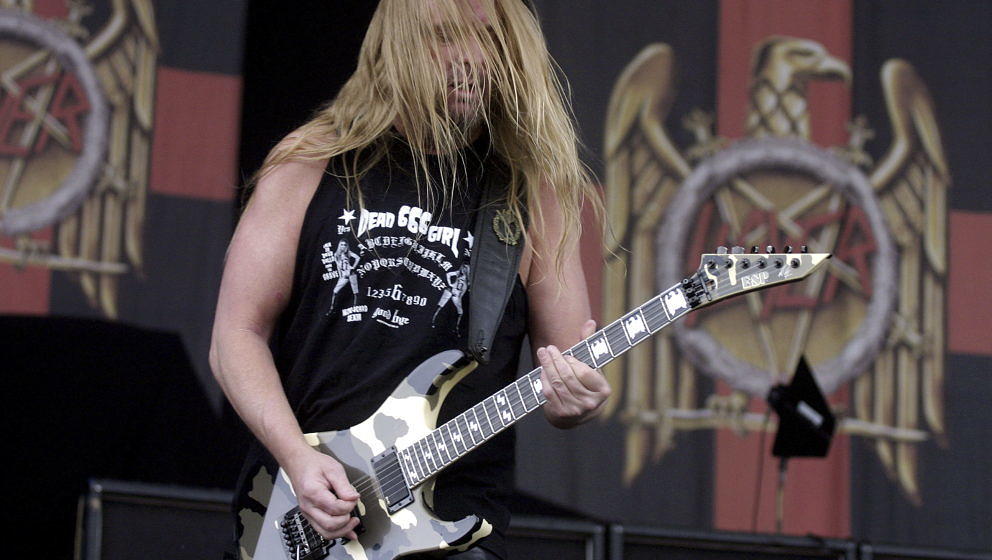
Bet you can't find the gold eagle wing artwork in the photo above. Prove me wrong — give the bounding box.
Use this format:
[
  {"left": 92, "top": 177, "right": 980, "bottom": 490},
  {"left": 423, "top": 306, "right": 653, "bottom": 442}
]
[
  {"left": 602, "top": 37, "right": 948, "bottom": 498},
  {"left": 602, "top": 43, "right": 703, "bottom": 482},
  {"left": 855, "top": 59, "right": 949, "bottom": 503},
  {"left": 56, "top": 0, "right": 158, "bottom": 318}
]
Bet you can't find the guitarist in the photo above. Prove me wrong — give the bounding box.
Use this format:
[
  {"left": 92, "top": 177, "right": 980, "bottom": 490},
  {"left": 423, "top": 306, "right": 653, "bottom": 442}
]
[{"left": 210, "top": 1, "right": 610, "bottom": 558}]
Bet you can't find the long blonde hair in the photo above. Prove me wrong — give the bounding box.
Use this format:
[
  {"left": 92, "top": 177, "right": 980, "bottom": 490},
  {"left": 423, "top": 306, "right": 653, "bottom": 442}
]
[{"left": 260, "top": 0, "right": 600, "bottom": 275}]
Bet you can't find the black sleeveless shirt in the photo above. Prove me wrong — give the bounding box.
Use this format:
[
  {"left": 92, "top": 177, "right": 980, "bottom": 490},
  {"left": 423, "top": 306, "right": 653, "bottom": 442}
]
[{"left": 243, "top": 140, "right": 527, "bottom": 559}]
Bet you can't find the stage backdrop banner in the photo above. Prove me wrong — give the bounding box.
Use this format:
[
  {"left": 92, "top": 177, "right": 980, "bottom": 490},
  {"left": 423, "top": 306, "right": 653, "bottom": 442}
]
[
  {"left": 0, "top": 0, "right": 245, "bottom": 401},
  {"left": 519, "top": 0, "right": 991, "bottom": 552}
]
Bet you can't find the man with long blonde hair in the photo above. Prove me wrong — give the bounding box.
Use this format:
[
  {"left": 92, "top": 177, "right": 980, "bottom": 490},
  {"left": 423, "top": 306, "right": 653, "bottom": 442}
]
[{"left": 211, "top": 1, "right": 609, "bottom": 558}]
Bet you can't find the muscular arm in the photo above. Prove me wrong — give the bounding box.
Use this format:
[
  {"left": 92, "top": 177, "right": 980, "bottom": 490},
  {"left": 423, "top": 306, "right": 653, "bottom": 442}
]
[
  {"left": 209, "top": 158, "right": 359, "bottom": 540},
  {"left": 524, "top": 186, "right": 611, "bottom": 429}
]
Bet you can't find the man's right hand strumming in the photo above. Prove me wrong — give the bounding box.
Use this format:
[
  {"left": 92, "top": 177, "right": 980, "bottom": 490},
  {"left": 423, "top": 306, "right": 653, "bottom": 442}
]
[{"left": 282, "top": 445, "right": 361, "bottom": 541}]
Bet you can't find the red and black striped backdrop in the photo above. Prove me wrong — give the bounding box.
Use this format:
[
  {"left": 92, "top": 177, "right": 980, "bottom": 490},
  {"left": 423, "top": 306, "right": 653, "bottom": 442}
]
[
  {"left": 521, "top": 0, "right": 991, "bottom": 551},
  {"left": 0, "top": 0, "right": 245, "bottom": 400}
]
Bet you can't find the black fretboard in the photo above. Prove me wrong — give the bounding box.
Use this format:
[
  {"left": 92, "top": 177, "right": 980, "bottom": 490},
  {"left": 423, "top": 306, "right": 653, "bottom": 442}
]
[{"left": 397, "top": 279, "right": 698, "bottom": 487}]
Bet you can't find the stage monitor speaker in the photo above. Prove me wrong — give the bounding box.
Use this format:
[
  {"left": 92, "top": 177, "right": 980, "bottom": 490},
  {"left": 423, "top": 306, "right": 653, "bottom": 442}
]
[
  {"left": 861, "top": 543, "right": 992, "bottom": 560},
  {"left": 507, "top": 516, "right": 605, "bottom": 560},
  {"left": 609, "top": 525, "right": 857, "bottom": 560},
  {"left": 78, "top": 479, "right": 233, "bottom": 560}
]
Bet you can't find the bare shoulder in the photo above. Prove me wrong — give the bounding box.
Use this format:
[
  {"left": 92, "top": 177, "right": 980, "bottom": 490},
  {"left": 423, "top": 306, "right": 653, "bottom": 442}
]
[
  {"left": 247, "top": 134, "right": 330, "bottom": 220},
  {"left": 215, "top": 141, "right": 330, "bottom": 336}
]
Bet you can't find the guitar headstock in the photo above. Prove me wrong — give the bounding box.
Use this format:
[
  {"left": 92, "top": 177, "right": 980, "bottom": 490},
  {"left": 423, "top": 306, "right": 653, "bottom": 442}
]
[{"left": 691, "top": 245, "right": 831, "bottom": 307}]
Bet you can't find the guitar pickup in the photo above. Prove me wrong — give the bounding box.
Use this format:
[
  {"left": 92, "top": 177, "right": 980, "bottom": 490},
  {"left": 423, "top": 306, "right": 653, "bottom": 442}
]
[{"left": 371, "top": 446, "right": 415, "bottom": 514}]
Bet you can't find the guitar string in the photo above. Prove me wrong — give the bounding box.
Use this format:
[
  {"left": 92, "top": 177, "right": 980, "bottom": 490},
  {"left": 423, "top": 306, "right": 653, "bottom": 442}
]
[
  {"left": 299, "top": 334, "right": 676, "bottom": 546},
  {"left": 359, "top": 376, "right": 546, "bottom": 495},
  {"left": 294, "top": 285, "right": 761, "bottom": 543},
  {"left": 316, "top": 303, "right": 675, "bottom": 503},
  {"left": 331, "top": 265, "right": 813, "bottom": 509}
]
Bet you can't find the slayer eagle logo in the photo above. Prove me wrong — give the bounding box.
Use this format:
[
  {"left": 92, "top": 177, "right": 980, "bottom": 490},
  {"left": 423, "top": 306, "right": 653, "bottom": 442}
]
[
  {"left": 602, "top": 36, "right": 948, "bottom": 502},
  {"left": 0, "top": 2, "right": 157, "bottom": 318}
]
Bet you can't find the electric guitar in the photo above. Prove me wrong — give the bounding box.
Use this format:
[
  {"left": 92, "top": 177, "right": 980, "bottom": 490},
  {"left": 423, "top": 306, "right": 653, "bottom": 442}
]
[{"left": 253, "top": 247, "right": 831, "bottom": 560}]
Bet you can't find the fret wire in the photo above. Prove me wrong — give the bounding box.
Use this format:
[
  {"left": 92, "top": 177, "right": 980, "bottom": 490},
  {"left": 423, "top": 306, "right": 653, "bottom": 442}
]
[
  {"left": 469, "top": 407, "right": 485, "bottom": 441},
  {"left": 496, "top": 390, "right": 516, "bottom": 423},
  {"left": 451, "top": 423, "right": 463, "bottom": 456},
  {"left": 475, "top": 403, "right": 494, "bottom": 437},
  {"left": 399, "top": 283, "right": 706, "bottom": 489},
  {"left": 425, "top": 433, "right": 440, "bottom": 471},
  {"left": 419, "top": 440, "right": 437, "bottom": 474},
  {"left": 491, "top": 393, "right": 504, "bottom": 424},
  {"left": 509, "top": 383, "right": 527, "bottom": 416},
  {"left": 425, "top": 432, "right": 440, "bottom": 468},
  {"left": 454, "top": 414, "right": 469, "bottom": 448},
  {"left": 516, "top": 376, "right": 539, "bottom": 410},
  {"left": 584, "top": 332, "right": 611, "bottom": 368},
  {"left": 432, "top": 430, "right": 450, "bottom": 465},
  {"left": 489, "top": 391, "right": 512, "bottom": 424},
  {"left": 504, "top": 388, "right": 521, "bottom": 419},
  {"left": 442, "top": 428, "right": 455, "bottom": 462},
  {"left": 412, "top": 444, "right": 428, "bottom": 479},
  {"left": 402, "top": 448, "right": 421, "bottom": 482},
  {"left": 483, "top": 396, "right": 504, "bottom": 430},
  {"left": 528, "top": 369, "right": 547, "bottom": 405},
  {"left": 413, "top": 441, "right": 429, "bottom": 476},
  {"left": 437, "top": 424, "right": 451, "bottom": 459},
  {"left": 495, "top": 390, "right": 513, "bottom": 421},
  {"left": 438, "top": 428, "right": 453, "bottom": 462},
  {"left": 604, "top": 323, "right": 628, "bottom": 354},
  {"left": 461, "top": 412, "right": 476, "bottom": 447},
  {"left": 443, "top": 423, "right": 461, "bottom": 457},
  {"left": 426, "top": 438, "right": 441, "bottom": 473}
]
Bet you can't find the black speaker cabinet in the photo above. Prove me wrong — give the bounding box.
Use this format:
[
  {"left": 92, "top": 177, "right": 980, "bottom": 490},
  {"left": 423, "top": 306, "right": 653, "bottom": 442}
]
[
  {"left": 861, "top": 543, "right": 992, "bottom": 560},
  {"left": 78, "top": 479, "right": 233, "bottom": 560},
  {"left": 507, "top": 516, "right": 605, "bottom": 560},
  {"left": 609, "top": 525, "right": 857, "bottom": 560}
]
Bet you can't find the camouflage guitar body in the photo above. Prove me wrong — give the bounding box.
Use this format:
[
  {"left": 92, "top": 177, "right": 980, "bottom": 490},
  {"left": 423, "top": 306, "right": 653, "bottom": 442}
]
[
  {"left": 254, "top": 350, "right": 491, "bottom": 560},
  {"left": 252, "top": 250, "right": 831, "bottom": 560}
]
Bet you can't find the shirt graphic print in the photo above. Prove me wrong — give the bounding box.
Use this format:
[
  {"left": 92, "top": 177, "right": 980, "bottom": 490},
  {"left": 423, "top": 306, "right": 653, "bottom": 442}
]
[{"left": 320, "top": 202, "right": 476, "bottom": 332}]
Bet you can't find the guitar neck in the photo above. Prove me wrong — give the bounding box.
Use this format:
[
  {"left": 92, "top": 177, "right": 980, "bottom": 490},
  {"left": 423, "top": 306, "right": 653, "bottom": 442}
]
[{"left": 396, "top": 277, "right": 704, "bottom": 487}]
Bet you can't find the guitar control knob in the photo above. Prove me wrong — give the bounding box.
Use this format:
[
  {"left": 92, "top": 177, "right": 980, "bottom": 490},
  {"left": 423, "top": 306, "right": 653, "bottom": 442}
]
[
  {"left": 717, "top": 246, "right": 728, "bottom": 255},
  {"left": 751, "top": 245, "right": 760, "bottom": 253},
  {"left": 731, "top": 246, "right": 744, "bottom": 254},
  {"left": 766, "top": 245, "right": 775, "bottom": 253},
  {"left": 801, "top": 245, "right": 809, "bottom": 253},
  {"left": 785, "top": 245, "right": 793, "bottom": 253}
]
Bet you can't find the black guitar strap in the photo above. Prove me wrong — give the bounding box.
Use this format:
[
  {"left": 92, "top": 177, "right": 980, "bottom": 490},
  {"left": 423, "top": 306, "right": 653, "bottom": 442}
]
[{"left": 466, "top": 162, "right": 526, "bottom": 364}]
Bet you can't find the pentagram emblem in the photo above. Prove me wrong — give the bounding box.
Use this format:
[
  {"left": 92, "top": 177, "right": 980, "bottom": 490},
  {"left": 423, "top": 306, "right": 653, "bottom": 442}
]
[
  {"left": 0, "top": 8, "right": 108, "bottom": 235},
  {"left": 658, "top": 138, "right": 897, "bottom": 396}
]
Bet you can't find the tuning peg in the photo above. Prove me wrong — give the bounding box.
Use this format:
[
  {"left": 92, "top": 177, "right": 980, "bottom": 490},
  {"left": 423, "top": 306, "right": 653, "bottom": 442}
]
[
  {"left": 785, "top": 245, "right": 793, "bottom": 253},
  {"left": 751, "top": 245, "right": 760, "bottom": 253},
  {"left": 731, "top": 246, "right": 744, "bottom": 254},
  {"left": 765, "top": 245, "right": 775, "bottom": 253},
  {"left": 801, "top": 245, "right": 808, "bottom": 253},
  {"left": 717, "top": 246, "right": 728, "bottom": 255}
]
